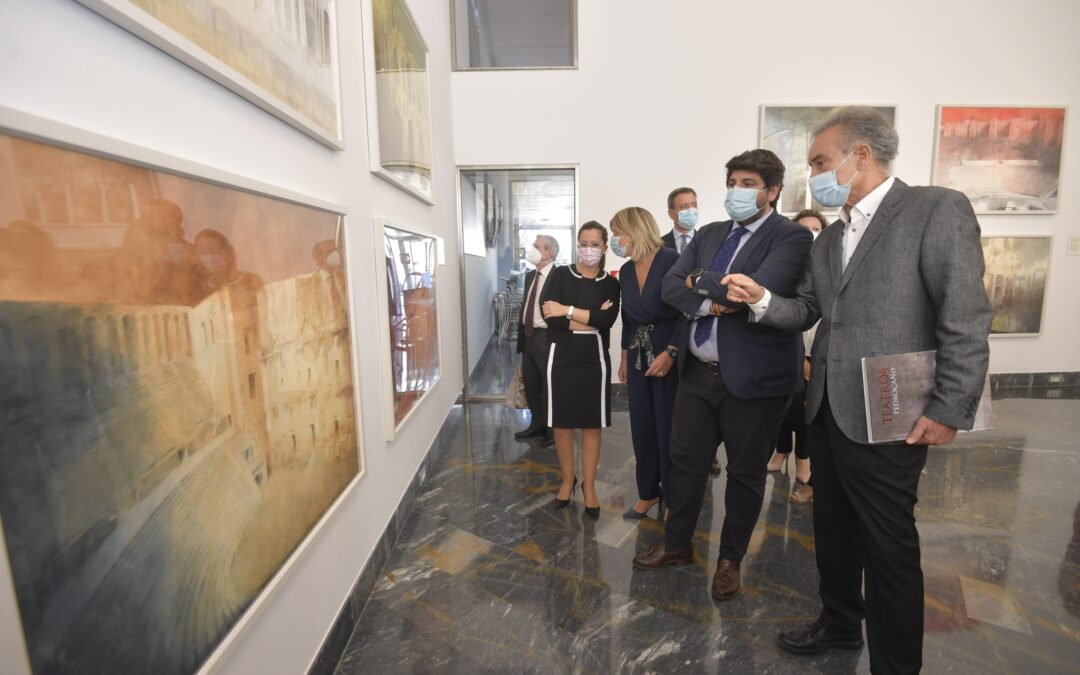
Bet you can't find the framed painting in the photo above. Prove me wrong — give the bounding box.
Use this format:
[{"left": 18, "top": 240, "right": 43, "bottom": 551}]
[
  {"left": 373, "top": 218, "right": 442, "bottom": 439},
  {"left": 459, "top": 170, "right": 487, "bottom": 257},
  {"left": 76, "top": 0, "right": 344, "bottom": 149},
  {"left": 980, "top": 235, "right": 1052, "bottom": 337},
  {"left": 0, "top": 108, "right": 363, "bottom": 674},
  {"left": 759, "top": 104, "right": 897, "bottom": 215},
  {"left": 932, "top": 105, "right": 1066, "bottom": 214},
  {"left": 362, "top": 0, "right": 434, "bottom": 203}
]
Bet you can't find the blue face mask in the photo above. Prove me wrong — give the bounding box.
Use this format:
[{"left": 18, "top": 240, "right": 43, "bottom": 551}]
[
  {"left": 724, "top": 186, "right": 765, "bottom": 222},
  {"left": 808, "top": 150, "right": 859, "bottom": 208},
  {"left": 610, "top": 235, "right": 629, "bottom": 258},
  {"left": 677, "top": 207, "right": 698, "bottom": 230}
]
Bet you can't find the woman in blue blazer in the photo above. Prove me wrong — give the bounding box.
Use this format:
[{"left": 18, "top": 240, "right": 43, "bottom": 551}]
[{"left": 611, "top": 207, "right": 684, "bottom": 519}]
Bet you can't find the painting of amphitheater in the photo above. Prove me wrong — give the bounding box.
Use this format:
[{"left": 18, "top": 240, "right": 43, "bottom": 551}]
[
  {"left": 760, "top": 105, "right": 896, "bottom": 215},
  {"left": 77, "top": 0, "right": 342, "bottom": 146},
  {"left": 380, "top": 224, "right": 440, "bottom": 432},
  {"left": 981, "top": 236, "right": 1052, "bottom": 336},
  {"left": 933, "top": 106, "right": 1066, "bottom": 214},
  {"left": 371, "top": 0, "right": 433, "bottom": 200},
  {"left": 0, "top": 132, "right": 360, "bottom": 674}
]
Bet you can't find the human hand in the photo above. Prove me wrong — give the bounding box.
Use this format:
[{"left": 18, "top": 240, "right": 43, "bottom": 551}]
[
  {"left": 709, "top": 303, "right": 738, "bottom": 316},
  {"left": 542, "top": 300, "right": 566, "bottom": 319},
  {"left": 803, "top": 358, "right": 812, "bottom": 382},
  {"left": 601, "top": 299, "right": 614, "bottom": 310},
  {"left": 618, "top": 360, "right": 628, "bottom": 384},
  {"left": 684, "top": 274, "right": 694, "bottom": 289},
  {"left": 721, "top": 273, "right": 764, "bottom": 304},
  {"left": 645, "top": 351, "right": 674, "bottom": 378},
  {"left": 905, "top": 415, "right": 957, "bottom": 446}
]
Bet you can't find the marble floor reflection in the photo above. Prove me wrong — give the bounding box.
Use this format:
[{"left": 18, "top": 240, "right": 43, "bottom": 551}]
[{"left": 336, "top": 397, "right": 1080, "bottom": 674}]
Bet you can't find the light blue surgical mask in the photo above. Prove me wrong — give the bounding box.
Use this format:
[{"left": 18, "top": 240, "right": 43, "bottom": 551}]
[
  {"left": 724, "top": 186, "right": 766, "bottom": 222},
  {"left": 677, "top": 207, "right": 698, "bottom": 230},
  {"left": 808, "top": 150, "right": 859, "bottom": 208},
  {"left": 610, "top": 235, "right": 630, "bottom": 258}
]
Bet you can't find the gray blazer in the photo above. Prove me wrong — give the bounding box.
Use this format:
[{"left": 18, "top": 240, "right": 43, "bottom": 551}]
[{"left": 754, "top": 179, "right": 992, "bottom": 444}]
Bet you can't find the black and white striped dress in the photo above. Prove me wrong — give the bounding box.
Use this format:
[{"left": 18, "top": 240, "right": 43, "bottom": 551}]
[{"left": 539, "top": 264, "right": 621, "bottom": 429}]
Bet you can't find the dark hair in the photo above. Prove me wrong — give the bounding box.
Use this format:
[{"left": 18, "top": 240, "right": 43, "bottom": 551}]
[
  {"left": 577, "top": 220, "right": 608, "bottom": 269},
  {"left": 793, "top": 209, "right": 829, "bottom": 231},
  {"left": 667, "top": 187, "right": 697, "bottom": 211},
  {"left": 725, "top": 149, "right": 785, "bottom": 208}
]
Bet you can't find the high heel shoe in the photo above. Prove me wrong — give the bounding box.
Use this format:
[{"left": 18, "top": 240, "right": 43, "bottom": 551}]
[
  {"left": 622, "top": 497, "right": 659, "bottom": 520},
  {"left": 554, "top": 476, "right": 578, "bottom": 510},
  {"left": 582, "top": 483, "right": 600, "bottom": 520}
]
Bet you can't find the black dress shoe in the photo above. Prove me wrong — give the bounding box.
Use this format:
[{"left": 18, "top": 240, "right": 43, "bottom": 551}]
[
  {"left": 777, "top": 618, "right": 864, "bottom": 656},
  {"left": 539, "top": 430, "right": 554, "bottom": 447},
  {"left": 514, "top": 425, "right": 545, "bottom": 440}
]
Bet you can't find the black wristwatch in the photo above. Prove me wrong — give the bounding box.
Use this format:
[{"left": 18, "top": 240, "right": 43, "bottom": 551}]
[
  {"left": 664, "top": 346, "right": 678, "bottom": 359},
  {"left": 688, "top": 267, "right": 706, "bottom": 288}
]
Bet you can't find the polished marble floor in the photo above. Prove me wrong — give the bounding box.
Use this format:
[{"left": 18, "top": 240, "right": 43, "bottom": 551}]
[{"left": 335, "top": 396, "right": 1080, "bottom": 674}]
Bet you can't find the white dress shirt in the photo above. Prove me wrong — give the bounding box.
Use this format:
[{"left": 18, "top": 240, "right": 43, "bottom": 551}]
[
  {"left": 671, "top": 226, "right": 695, "bottom": 254},
  {"left": 749, "top": 176, "right": 896, "bottom": 320},
  {"left": 525, "top": 262, "right": 553, "bottom": 329},
  {"left": 689, "top": 209, "right": 771, "bottom": 363}
]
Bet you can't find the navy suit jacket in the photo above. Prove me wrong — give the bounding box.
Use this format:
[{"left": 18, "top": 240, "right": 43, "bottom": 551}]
[{"left": 661, "top": 210, "right": 812, "bottom": 399}]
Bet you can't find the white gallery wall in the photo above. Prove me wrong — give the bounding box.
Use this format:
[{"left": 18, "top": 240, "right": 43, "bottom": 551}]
[
  {"left": 0, "top": 1, "right": 460, "bottom": 674},
  {"left": 452, "top": 0, "right": 1080, "bottom": 375}
]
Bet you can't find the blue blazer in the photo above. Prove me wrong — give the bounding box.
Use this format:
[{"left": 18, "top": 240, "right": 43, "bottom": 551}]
[
  {"left": 661, "top": 210, "right": 812, "bottom": 399},
  {"left": 620, "top": 247, "right": 683, "bottom": 358}
]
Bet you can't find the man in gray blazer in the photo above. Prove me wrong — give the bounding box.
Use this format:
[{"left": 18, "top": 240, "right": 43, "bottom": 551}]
[{"left": 723, "top": 107, "right": 991, "bottom": 675}]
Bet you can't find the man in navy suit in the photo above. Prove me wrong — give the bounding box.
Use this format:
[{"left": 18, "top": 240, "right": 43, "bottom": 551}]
[{"left": 633, "top": 149, "right": 812, "bottom": 602}]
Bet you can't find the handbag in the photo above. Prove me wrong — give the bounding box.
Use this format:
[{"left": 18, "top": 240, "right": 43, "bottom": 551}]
[{"left": 505, "top": 364, "right": 529, "bottom": 409}]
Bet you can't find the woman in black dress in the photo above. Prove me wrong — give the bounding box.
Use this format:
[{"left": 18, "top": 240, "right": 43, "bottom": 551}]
[{"left": 541, "top": 221, "right": 621, "bottom": 519}]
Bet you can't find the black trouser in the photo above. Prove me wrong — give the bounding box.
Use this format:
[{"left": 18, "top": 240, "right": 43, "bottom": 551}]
[
  {"left": 810, "top": 391, "right": 928, "bottom": 675},
  {"left": 627, "top": 350, "right": 678, "bottom": 501},
  {"left": 664, "top": 358, "right": 789, "bottom": 563},
  {"left": 520, "top": 328, "right": 550, "bottom": 429},
  {"left": 775, "top": 382, "right": 809, "bottom": 460}
]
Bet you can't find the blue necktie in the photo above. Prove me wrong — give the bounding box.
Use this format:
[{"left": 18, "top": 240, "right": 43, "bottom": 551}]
[{"left": 693, "top": 226, "right": 749, "bottom": 348}]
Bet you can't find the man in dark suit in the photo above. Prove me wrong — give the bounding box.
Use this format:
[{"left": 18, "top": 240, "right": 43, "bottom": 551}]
[
  {"left": 633, "top": 150, "right": 812, "bottom": 602},
  {"left": 723, "top": 107, "right": 992, "bottom": 674},
  {"left": 514, "top": 234, "right": 560, "bottom": 447},
  {"left": 661, "top": 186, "right": 698, "bottom": 254}
]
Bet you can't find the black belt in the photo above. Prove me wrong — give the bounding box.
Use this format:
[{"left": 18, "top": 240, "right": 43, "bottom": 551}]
[{"left": 691, "top": 356, "right": 723, "bottom": 376}]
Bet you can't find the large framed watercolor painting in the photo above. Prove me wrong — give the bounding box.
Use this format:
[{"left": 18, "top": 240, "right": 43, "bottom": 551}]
[
  {"left": 76, "top": 0, "right": 344, "bottom": 148},
  {"left": 759, "top": 104, "right": 897, "bottom": 215},
  {"left": 373, "top": 219, "right": 442, "bottom": 439},
  {"left": 0, "top": 116, "right": 361, "bottom": 674},
  {"left": 981, "top": 235, "right": 1052, "bottom": 337},
  {"left": 933, "top": 106, "right": 1066, "bottom": 214},
  {"left": 363, "top": 0, "right": 434, "bottom": 203}
]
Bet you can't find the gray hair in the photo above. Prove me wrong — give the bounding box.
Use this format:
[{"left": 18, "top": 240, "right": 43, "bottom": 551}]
[
  {"left": 536, "top": 234, "right": 560, "bottom": 256},
  {"left": 814, "top": 106, "right": 898, "bottom": 171}
]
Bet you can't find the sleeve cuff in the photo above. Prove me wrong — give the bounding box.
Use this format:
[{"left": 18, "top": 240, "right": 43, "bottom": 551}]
[{"left": 748, "top": 289, "right": 771, "bottom": 321}]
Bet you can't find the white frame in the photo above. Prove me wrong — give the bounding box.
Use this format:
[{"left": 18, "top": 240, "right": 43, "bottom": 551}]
[
  {"left": 76, "top": 0, "right": 345, "bottom": 150},
  {"left": 449, "top": 0, "right": 579, "bottom": 71},
  {"left": 361, "top": 0, "right": 436, "bottom": 204},
  {"left": 980, "top": 234, "right": 1054, "bottom": 339},
  {"left": 758, "top": 103, "right": 899, "bottom": 216},
  {"left": 372, "top": 217, "right": 445, "bottom": 439},
  {"left": 931, "top": 104, "right": 1068, "bottom": 215},
  {"left": 0, "top": 105, "right": 367, "bottom": 675}
]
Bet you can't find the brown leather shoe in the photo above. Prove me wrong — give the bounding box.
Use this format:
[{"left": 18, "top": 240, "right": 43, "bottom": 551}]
[
  {"left": 632, "top": 544, "right": 692, "bottom": 570},
  {"left": 711, "top": 559, "right": 740, "bottom": 600}
]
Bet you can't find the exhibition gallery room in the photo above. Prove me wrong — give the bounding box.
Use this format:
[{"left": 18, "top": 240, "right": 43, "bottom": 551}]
[{"left": 2, "top": 1, "right": 1080, "bottom": 674}]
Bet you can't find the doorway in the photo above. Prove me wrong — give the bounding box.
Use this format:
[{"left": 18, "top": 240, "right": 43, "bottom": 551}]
[{"left": 457, "top": 166, "right": 577, "bottom": 401}]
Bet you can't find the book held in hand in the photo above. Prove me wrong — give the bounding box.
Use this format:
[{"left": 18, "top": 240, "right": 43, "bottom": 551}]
[{"left": 861, "top": 350, "right": 992, "bottom": 444}]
